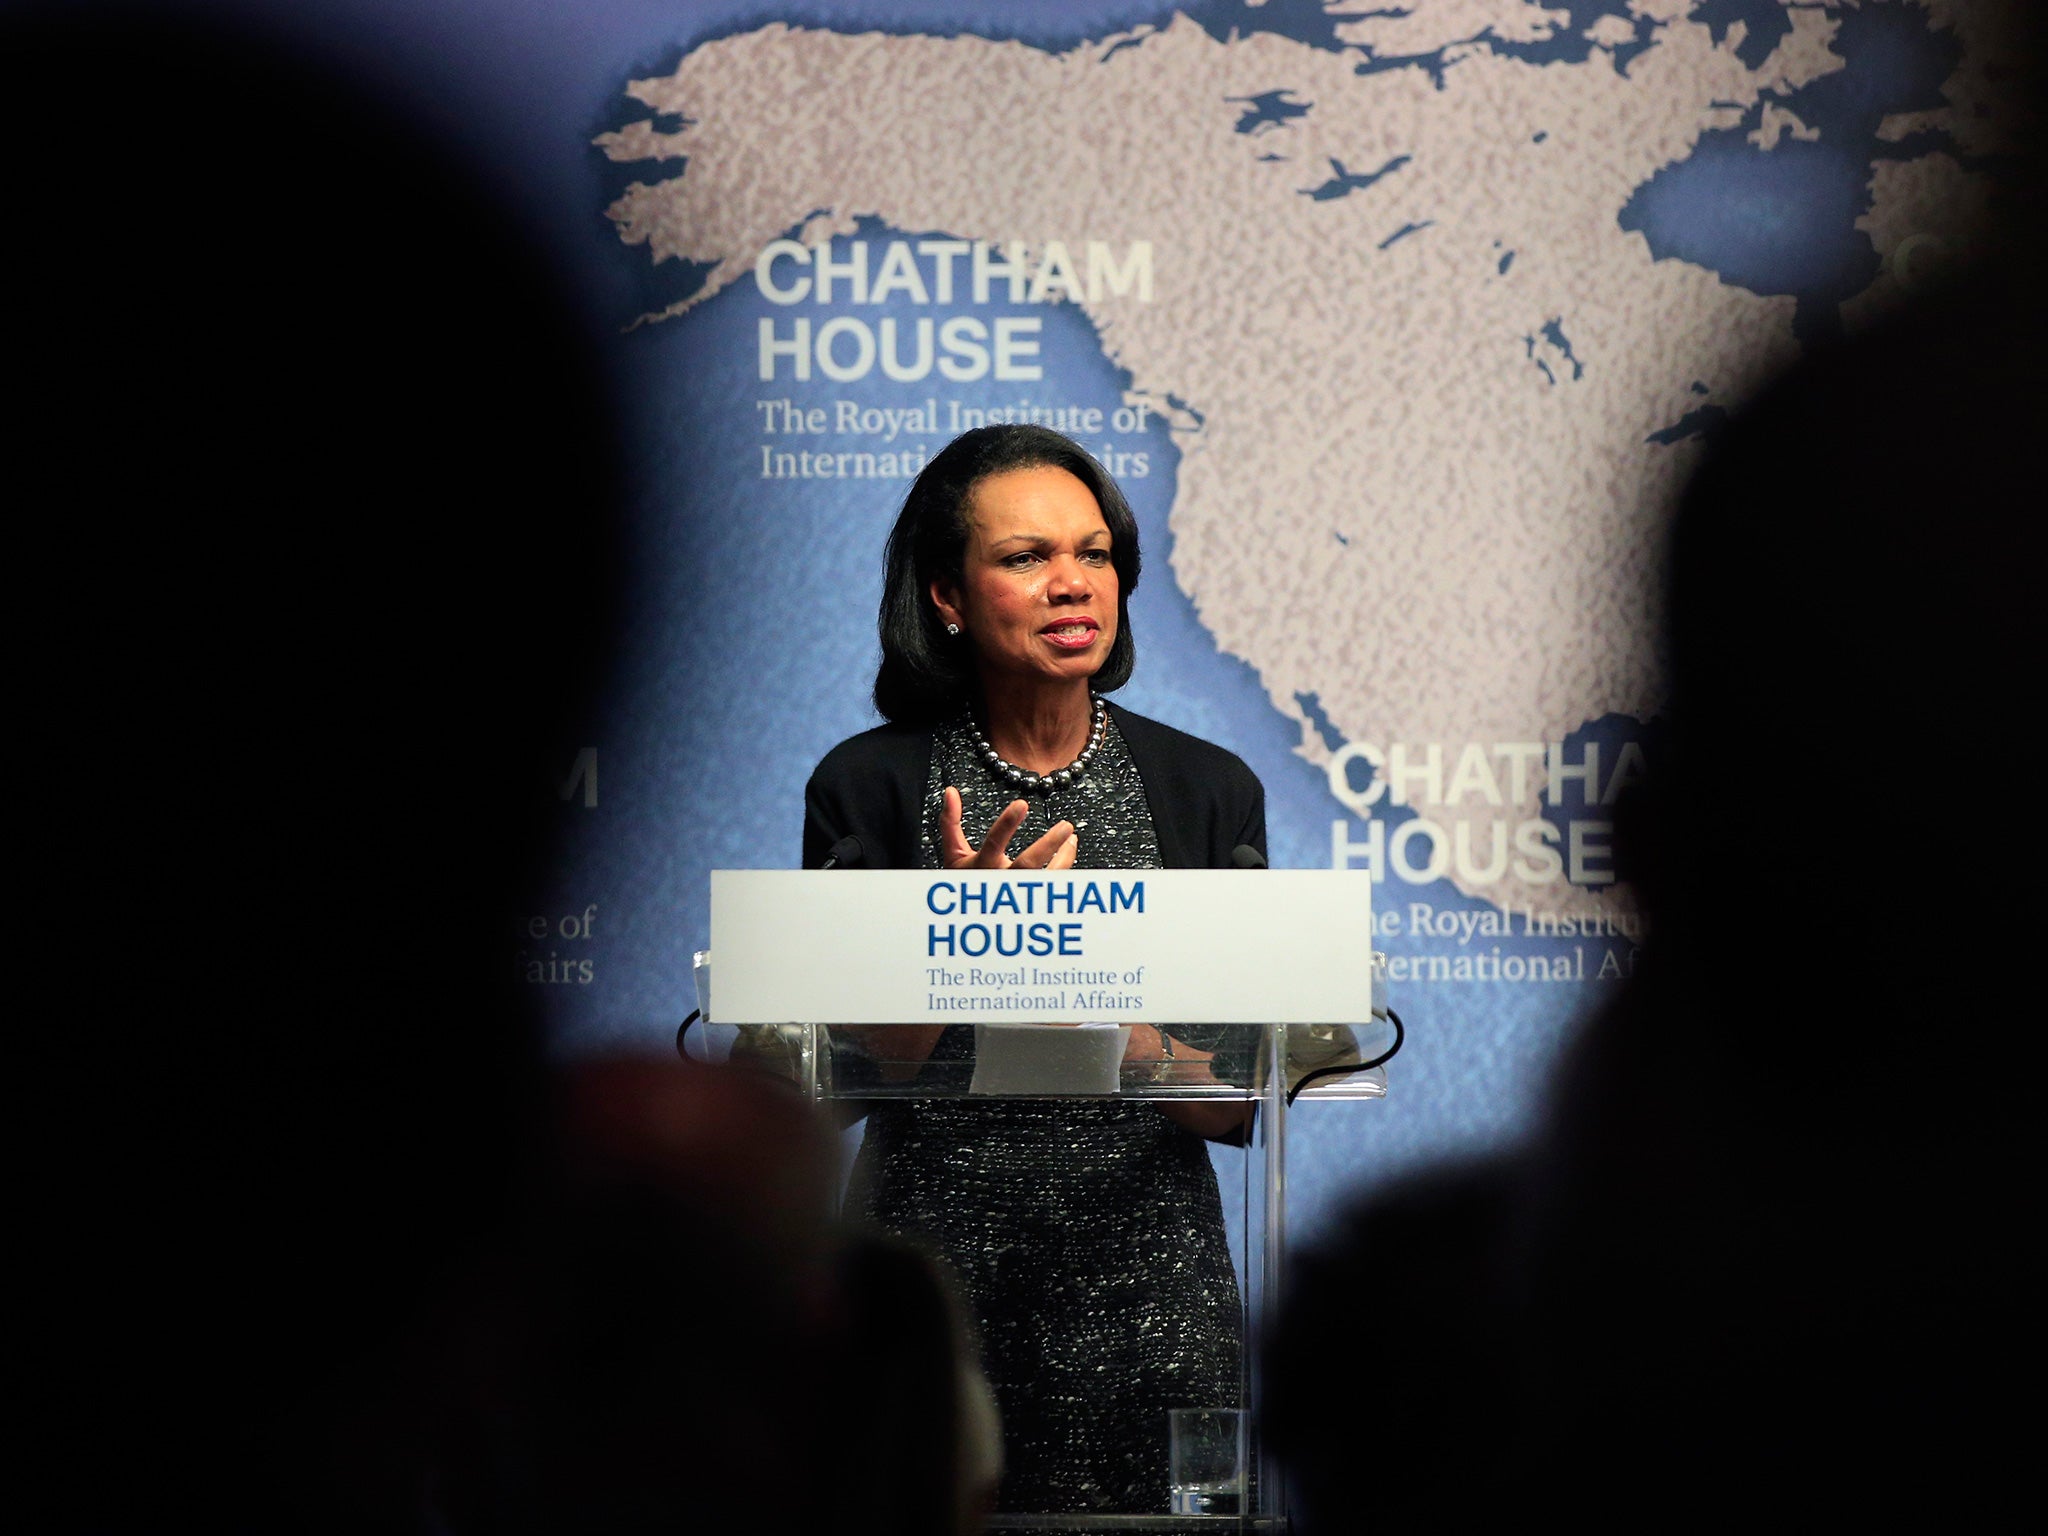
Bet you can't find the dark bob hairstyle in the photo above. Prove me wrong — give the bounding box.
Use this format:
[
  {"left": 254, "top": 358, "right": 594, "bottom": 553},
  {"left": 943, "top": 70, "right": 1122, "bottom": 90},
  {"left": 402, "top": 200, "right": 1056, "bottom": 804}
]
[{"left": 874, "top": 424, "right": 1143, "bottom": 725}]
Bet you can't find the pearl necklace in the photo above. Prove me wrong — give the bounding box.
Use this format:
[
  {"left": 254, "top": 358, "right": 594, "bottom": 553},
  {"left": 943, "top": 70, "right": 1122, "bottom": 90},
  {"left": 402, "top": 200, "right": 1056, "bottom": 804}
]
[{"left": 971, "top": 696, "right": 1108, "bottom": 791}]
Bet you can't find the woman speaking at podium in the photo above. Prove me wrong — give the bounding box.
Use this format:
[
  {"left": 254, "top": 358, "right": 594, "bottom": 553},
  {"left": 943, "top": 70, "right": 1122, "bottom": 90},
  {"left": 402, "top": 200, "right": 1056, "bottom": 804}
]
[{"left": 802, "top": 425, "right": 1264, "bottom": 1514}]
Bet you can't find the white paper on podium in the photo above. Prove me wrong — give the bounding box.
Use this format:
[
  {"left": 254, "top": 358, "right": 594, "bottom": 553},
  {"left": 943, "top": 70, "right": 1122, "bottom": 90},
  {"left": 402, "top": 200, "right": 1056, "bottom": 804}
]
[{"left": 966, "top": 1023, "right": 1132, "bottom": 1095}]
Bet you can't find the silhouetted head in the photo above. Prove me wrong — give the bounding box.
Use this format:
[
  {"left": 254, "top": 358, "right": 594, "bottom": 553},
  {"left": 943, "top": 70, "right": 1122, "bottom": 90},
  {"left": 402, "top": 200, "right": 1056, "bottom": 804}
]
[
  {"left": 1622, "top": 268, "right": 2037, "bottom": 1040},
  {"left": 11, "top": 6, "right": 623, "bottom": 1525}
]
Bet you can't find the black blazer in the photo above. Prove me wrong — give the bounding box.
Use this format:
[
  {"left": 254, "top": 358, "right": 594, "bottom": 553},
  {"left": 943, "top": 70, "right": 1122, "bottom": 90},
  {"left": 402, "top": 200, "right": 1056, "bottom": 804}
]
[{"left": 802, "top": 701, "right": 1267, "bottom": 871}]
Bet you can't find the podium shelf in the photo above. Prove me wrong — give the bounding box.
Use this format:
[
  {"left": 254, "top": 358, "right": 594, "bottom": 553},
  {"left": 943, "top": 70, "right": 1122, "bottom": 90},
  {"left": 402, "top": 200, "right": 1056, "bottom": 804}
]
[{"left": 700, "top": 1021, "right": 1391, "bottom": 1103}]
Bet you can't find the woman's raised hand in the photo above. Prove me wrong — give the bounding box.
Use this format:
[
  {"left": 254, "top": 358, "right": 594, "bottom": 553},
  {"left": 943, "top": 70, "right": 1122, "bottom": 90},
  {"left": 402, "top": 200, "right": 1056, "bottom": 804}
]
[{"left": 940, "top": 786, "right": 1078, "bottom": 871}]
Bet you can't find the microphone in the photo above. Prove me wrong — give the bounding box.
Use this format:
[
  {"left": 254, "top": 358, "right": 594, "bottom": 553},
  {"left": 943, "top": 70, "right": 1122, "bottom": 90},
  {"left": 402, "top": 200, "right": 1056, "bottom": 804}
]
[
  {"left": 820, "top": 835, "right": 865, "bottom": 870},
  {"left": 1230, "top": 844, "right": 1267, "bottom": 869}
]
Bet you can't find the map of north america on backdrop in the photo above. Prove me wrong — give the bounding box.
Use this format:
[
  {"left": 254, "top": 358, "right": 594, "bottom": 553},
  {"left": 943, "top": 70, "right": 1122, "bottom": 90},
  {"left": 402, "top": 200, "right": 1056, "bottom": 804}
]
[{"left": 556, "top": 0, "right": 2011, "bottom": 1201}]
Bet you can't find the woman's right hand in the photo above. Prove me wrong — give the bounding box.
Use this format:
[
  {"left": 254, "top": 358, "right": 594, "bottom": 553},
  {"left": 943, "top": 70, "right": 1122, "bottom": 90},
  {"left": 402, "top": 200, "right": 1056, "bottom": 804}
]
[{"left": 940, "top": 786, "right": 1078, "bottom": 870}]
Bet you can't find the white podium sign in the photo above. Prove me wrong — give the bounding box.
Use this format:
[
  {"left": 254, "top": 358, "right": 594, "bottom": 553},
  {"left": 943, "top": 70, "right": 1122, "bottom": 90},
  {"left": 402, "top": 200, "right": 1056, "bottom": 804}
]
[{"left": 709, "top": 869, "right": 1372, "bottom": 1024}]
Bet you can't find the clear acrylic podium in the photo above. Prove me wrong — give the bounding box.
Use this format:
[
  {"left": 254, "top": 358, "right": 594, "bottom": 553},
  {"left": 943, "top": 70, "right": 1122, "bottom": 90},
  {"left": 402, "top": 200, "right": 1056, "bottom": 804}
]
[
  {"left": 696, "top": 872, "right": 1384, "bottom": 1531},
  {"left": 691, "top": 949, "right": 1389, "bottom": 1535}
]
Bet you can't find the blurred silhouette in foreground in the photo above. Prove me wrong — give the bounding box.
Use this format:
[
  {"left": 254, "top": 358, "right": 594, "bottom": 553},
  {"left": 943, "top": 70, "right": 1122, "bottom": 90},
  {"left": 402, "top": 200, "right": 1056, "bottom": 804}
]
[
  {"left": 458, "top": 1059, "right": 845, "bottom": 1536},
  {"left": 830, "top": 1227, "right": 1008, "bottom": 1536},
  {"left": 1269, "top": 124, "right": 2043, "bottom": 1536},
  {"left": 453, "top": 1055, "right": 998, "bottom": 1536},
  {"left": 8, "top": 9, "right": 986, "bottom": 1536},
  {"left": 17, "top": 11, "right": 991, "bottom": 1534},
  {"left": 7, "top": 5, "right": 621, "bottom": 1527}
]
